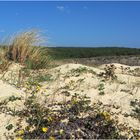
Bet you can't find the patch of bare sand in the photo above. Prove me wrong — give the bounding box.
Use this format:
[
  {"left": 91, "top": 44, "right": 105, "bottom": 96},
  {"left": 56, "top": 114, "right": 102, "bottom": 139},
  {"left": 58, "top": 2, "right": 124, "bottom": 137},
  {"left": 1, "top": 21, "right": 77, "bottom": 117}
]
[
  {"left": 0, "top": 80, "right": 24, "bottom": 139},
  {"left": 0, "top": 80, "right": 23, "bottom": 99}
]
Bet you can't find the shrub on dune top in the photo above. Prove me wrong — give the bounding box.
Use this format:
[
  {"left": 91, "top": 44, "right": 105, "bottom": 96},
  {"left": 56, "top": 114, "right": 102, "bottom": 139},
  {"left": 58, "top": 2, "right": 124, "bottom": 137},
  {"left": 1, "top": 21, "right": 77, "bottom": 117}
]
[{"left": 5, "top": 29, "right": 51, "bottom": 70}]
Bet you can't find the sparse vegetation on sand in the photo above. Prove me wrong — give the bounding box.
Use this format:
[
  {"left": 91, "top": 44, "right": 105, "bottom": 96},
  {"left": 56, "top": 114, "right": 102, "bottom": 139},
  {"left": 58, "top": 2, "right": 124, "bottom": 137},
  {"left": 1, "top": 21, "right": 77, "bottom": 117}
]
[
  {"left": 0, "top": 92, "right": 127, "bottom": 139},
  {"left": 0, "top": 30, "right": 140, "bottom": 139}
]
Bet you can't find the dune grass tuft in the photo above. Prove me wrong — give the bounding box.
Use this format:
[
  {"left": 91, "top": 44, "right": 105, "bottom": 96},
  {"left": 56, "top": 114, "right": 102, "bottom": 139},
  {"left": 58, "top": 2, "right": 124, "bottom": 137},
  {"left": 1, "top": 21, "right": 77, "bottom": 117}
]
[{"left": 4, "top": 29, "right": 51, "bottom": 70}]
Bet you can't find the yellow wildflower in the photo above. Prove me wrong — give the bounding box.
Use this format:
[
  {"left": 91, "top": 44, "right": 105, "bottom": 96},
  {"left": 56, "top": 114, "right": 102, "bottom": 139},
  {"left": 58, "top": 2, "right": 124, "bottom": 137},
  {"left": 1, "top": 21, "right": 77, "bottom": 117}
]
[
  {"left": 49, "top": 136, "right": 55, "bottom": 140},
  {"left": 25, "top": 85, "right": 30, "bottom": 89},
  {"left": 36, "top": 85, "right": 41, "bottom": 91},
  {"left": 101, "top": 111, "right": 111, "bottom": 120},
  {"left": 47, "top": 116, "right": 53, "bottom": 122},
  {"left": 17, "top": 129, "right": 24, "bottom": 135},
  {"left": 133, "top": 129, "right": 138, "bottom": 133},
  {"left": 59, "top": 129, "right": 64, "bottom": 135},
  {"left": 71, "top": 97, "right": 77, "bottom": 104},
  {"left": 17, "top": 138, "right": 23, "bottom": 140},
  {"left": 42, "top": 127, "right": 48, "bottom": 133}
]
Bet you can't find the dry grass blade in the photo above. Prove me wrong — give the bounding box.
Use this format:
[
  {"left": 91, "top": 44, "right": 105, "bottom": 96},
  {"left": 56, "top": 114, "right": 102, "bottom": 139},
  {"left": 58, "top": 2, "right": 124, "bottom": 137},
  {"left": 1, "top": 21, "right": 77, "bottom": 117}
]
[
  {"left": 0, "top": 47, "right": 11, "bottom": 73},
  {"left": 27, "top": 46, "right": 52, "bottom": 70}
]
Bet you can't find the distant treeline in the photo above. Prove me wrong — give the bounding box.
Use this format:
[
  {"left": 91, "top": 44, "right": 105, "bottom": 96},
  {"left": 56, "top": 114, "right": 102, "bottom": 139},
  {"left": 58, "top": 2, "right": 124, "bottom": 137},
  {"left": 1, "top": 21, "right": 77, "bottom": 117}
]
[
  {"left": 47, "top": 47, "right": 140, "bottom": 59},
  {"left": 1, "top": 45, "right": 140, "bottom": 59}
]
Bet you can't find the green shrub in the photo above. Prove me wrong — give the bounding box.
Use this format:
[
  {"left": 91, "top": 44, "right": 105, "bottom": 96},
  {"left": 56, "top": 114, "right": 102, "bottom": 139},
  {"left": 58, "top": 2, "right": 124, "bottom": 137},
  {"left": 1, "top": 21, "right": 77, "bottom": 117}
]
[
  {"left": 130, "top": 99, "right": 140, "bottom": 121},
  {"left": 99, "top": 64, "right": 117, "bottom": 80}
]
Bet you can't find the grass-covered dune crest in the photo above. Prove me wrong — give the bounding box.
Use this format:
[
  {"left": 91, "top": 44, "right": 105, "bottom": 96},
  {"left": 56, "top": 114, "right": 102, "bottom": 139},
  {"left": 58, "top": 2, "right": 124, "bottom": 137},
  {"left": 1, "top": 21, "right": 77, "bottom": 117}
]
[{"left": 0, "top": 29, "right": 52, "bottom": 70}]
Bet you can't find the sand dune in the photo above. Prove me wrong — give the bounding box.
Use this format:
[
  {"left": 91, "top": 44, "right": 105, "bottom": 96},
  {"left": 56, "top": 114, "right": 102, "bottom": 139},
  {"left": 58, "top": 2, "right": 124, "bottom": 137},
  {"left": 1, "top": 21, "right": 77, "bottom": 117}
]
[{"left": 0, "top": 63, "right": 140, "bottom": 138}]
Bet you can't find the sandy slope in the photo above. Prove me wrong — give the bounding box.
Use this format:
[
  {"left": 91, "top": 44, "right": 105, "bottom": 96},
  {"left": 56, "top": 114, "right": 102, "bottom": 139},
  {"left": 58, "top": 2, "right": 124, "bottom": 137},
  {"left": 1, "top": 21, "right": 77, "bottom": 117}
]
[
  {"left": 0, "top": 63, "right": 140, "bottom": 138},
  {"left": 42, "top": 63, "right": 140, "bottom": 129},
  {"left": 0, "top": 80, "right": 23, "bottom": 139}
]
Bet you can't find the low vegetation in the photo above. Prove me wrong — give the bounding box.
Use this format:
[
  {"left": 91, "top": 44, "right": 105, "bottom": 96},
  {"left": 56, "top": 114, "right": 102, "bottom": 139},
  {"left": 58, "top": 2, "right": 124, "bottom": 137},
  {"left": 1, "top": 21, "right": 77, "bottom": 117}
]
[
  {"left": 0, "top": 86, "right": 139, "bottom": 139},
  {"left": 130, "top": 99, "right": 140, "bottom": 121},
  {"left": 98, "top": 82, "right": 105, "bottom": 95},
  {"left": 0, "top": 90, "right": 134, "bottom": 139},
  {"left": 99, "top": 64, "right": 117, "bottom": 80}
]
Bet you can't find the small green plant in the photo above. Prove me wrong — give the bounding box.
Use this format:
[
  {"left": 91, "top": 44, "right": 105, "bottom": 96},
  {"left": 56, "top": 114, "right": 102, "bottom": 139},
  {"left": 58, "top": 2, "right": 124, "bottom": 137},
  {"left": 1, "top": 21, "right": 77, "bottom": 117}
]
[
  {"left": 32, "top": 74, "right": 52, "bottom": 83},
  {"left": 67, "top": 67, "right": 96, "bottom": 77},
  {"left": 8, "top": 95, "right": 21, "bottom": 102},
  {"left": 6, "top": 124, "right": 14, "bottom": 131},
  {"left": 130, "top": 99, "right": 140, "bottom": 121},
  {"left": 133, "top": 68, "right": 140, "bottom": 76},
  {"left": 98, "top": 82, "right": 105, "bottom": 95},
  {"left": 24, "top": 80, "right": 42, "bottom": 94},
  {"left": 68, "top": 67, "right": 88, "bottom": 77},
  {"left": 99, "top": 64, "right": 117, "bottom": 80}
]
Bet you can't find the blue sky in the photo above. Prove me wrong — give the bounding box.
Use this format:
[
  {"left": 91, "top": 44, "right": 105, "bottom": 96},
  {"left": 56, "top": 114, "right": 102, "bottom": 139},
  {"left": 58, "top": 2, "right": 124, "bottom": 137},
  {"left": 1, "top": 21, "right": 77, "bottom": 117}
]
[{"left": 0, "top": 1, "right": 140, "bottom": 48}]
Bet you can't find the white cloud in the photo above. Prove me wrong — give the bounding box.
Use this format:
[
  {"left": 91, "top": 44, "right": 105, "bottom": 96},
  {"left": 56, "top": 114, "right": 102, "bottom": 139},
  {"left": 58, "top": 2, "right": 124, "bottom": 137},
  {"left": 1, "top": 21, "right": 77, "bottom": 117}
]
[
  {"left": 57, "top": 6, "right": 65, "bottom": 11},
  {"left": 56, "top": 6, "right": 70, "bottom": 14}
]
